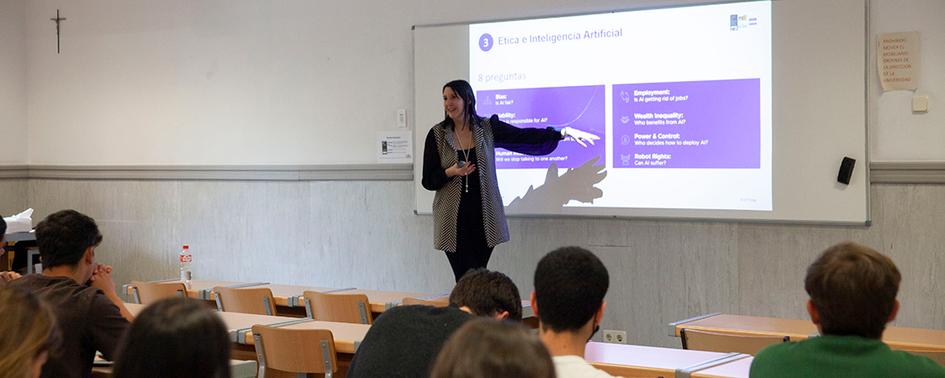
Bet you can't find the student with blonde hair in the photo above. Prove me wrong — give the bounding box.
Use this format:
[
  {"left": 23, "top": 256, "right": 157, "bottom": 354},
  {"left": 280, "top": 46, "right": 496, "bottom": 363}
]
[
  {"left": 430, "top": 318, "right": 555, "bottom": 378},
  {"left": 0, "top": 286, "right": 61, "bottom": 378}
]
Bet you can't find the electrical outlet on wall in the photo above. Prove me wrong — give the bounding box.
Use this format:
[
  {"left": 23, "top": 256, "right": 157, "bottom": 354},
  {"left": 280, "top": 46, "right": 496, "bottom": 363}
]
[
  {"left": 602, "top": 330, "right": 627, "bottom": 344},
  {"left": 396, "top": 109, "right": 408, "bottom": 128}
]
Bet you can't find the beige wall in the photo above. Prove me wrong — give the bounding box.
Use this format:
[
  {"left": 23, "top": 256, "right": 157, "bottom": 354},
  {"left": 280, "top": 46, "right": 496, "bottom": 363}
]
[{"left": 0, "top": 0, "right": 26, "bottom": 164}]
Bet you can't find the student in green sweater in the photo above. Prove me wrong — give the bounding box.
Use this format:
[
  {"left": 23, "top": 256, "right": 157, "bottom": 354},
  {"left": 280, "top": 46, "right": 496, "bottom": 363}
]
[{"left": 750, "top": 241, "right": 945, "bottom": 377}]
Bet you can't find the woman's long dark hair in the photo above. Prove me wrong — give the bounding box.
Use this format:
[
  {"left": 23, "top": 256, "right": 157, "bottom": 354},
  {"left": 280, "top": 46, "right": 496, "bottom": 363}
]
[
  {"left": 113, "top": 298, "right": 231, "bottom": 378},
  {"left": 442, "top": 79, "right": 480, "bottom": 128}
]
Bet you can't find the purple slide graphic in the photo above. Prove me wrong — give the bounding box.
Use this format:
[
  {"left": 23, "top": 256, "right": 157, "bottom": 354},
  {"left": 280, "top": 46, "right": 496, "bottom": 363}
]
[
  {"left": 477, "top": 85, "right": 605, "bottom": 169},
  {"left": 612, "top": 79, "right": 760, "bottom": 169}
]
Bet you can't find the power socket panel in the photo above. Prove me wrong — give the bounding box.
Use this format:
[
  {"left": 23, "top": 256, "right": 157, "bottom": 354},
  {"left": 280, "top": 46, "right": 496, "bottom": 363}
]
[{"left": 602, "top": 329, "right": 627, "bottom": 344}]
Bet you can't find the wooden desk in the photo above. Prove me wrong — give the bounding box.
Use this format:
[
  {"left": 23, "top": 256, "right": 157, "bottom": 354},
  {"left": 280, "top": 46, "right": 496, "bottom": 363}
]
[
  {"left": 123, "top": 280, "right": 337, "bottom": 304},
  {"left": 124, "top": 279, "right": 252, "bottom": 301},
  {"left": 125, "top": 281, "right": 428, "bottom": 316},
  {"left": 337, "top": 290, "right": 536, "bottom": 319},
  {"left": 671, "top": 313, "right": 945, "bottom": 351},
  {"left": 124, "top": 303, "right": 369, "bottom": 354},
  {"left": 126, "top": 280, "right": 535, "bottom": 320},
  {"left": 334, "top": 288, "right": 449, "bottom": 313},
  {"left": 265, "top": 283, "right": 352, "bottom": 307},
  {"left": 585, "top": 342, "right": 751, "bottom": 377},
  {"left": 127, "top": 302, "right": 292, "bottom": 338}
]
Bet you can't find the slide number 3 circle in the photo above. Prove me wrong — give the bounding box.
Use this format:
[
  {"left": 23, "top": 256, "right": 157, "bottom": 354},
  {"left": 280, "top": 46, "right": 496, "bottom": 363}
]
[{"left": 479, "top": 33, "right": 494, "bottom": 52}]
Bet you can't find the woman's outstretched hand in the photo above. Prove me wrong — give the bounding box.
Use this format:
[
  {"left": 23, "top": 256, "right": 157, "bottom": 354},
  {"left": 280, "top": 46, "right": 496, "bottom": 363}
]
[{"left": 561, "top": 127, "right": 600, "bottom": 147}]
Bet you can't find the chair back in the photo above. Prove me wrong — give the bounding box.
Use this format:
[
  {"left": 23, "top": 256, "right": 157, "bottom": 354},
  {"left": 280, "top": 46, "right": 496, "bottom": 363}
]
[
  {"left": 401, "top": 296, "right": 449, "bottom": 307},
  {"left": 251, "top": 324, "right": 337, "bottom": 378},
  {"left": 130, "top": 281, "right": 187, "bottom": 305},
  {"left": 213, "top": 286, "right": 277, "bottom": 316},
  {"left": 681, "top": 328, "right": 789, "bottom": 355},
  {"left": 302, "top": 291, "right": 373, "bottom": 324}
]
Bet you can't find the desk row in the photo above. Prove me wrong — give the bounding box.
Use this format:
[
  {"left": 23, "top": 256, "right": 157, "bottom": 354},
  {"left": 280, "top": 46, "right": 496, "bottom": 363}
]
[
  {"left": 123, "top": 278, "right": 534, "bottom": 319},
  {"left": 124, "top": 303, "right": 754, "bottom": 377}
]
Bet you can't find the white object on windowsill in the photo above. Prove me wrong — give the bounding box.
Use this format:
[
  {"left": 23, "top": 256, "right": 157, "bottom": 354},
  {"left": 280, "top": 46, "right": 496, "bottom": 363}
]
[{"left": 3, "top": 208, "right": 34, "bottom": 234}]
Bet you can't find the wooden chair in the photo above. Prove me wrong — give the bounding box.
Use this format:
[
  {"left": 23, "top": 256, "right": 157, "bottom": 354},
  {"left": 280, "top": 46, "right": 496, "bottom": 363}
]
[
  {"left": 302, "top": 291, "right": 373, "bottom": 324},
  {"left": 401, "top": 296, "right": 449, "bottom": 307},
  {"left": 213, "top": 286, "right": 277, "bottom": 316},
  {"left": 680, "top": 328, "right": 789, "bottom": 355},
  {"left": 251, "top": 324, "right": 337, "bottom": 378},
  {"left": 591, "top": 362, "right": 671, "bottom": 378},
  {"left": 900, "top": 349, "right": 945, "bottom": 367},
  {"left": 129, "top": 281, "right": 187, "bottom": 305}
]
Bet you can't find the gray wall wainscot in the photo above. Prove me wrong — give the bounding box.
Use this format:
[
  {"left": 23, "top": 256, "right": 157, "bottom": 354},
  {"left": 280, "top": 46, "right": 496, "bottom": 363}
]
[{"left": 5, "top": 163, "right": 943, "bottom": 348}]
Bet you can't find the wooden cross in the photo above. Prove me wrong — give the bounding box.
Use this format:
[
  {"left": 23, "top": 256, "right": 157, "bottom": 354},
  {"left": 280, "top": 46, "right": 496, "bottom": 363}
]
[{"left": 50, "top": 9, "right": 66, "bottom": 54}]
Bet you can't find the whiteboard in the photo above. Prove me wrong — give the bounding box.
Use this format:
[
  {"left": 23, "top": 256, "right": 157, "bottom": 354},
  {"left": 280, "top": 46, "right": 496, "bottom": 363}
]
[{"left": 414, "top": 0, "right": 869, "bottom": 224}]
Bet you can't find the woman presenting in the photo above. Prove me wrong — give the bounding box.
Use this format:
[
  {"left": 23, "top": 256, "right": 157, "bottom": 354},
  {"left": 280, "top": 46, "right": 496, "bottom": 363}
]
[{"left": 422, "top": 80, "right": 599, "bottom": 281}]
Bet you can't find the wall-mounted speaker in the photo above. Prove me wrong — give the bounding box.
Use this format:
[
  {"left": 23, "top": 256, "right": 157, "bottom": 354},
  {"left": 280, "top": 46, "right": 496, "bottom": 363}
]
[{"left": 837, "top": 157, "right": 855, "bottom": 185}]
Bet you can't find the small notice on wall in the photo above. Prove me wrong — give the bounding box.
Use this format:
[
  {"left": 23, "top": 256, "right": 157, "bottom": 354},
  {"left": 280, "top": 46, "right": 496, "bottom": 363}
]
[
  {"left": 377, "top": 131, "right": 412, "bottom": 163},
  {"left": 878, "top": 32, "right": 920, "bottom": 91}
]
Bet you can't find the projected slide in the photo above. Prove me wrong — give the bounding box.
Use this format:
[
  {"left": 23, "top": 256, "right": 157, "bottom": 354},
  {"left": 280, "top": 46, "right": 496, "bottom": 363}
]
[{"left": 470, "top": 1, "right": 771, "bottom": 211}]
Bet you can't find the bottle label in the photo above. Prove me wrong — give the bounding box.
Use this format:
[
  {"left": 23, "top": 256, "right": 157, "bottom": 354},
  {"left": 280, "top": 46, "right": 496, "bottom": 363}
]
[{"left": 179, "top": 255, "right": 192, "bottom": 263}]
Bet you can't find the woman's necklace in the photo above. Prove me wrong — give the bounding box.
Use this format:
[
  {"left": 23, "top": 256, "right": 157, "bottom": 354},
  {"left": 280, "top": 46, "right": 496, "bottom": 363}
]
[{"left": 455, "top": 124, "right": 471, "bottom": 193}]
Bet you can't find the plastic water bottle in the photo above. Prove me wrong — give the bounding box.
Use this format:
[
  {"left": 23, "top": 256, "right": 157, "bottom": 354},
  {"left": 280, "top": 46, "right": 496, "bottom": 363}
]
[{"left": 179, "top": 245, "right": 192, "bottom": 288}]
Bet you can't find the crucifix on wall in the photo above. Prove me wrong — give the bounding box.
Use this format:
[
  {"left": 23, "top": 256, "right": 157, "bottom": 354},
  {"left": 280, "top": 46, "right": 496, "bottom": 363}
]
[{"left": 50, "top": 9, "right": 66, "bottom": 54}]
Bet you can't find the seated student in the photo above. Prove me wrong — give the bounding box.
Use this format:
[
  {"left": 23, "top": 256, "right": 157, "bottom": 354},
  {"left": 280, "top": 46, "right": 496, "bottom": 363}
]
[
  {"left": 1, "top": 217, "right": 23, "bottom": 285},
  {"left": 9, "top": 209, "right": 133, "bottom": 378},
  {"left": 347, "top": 269, "right": 523, "bottom": 378},
  {"left": 532, "top": 246, "right": 614, "bottom": 378},
  {"left": 113, "top": 298, "right": 231, "bottom": 378},
  {"left": 750, "top": 241, "right": 945, "bottom": 377},
  {"left": 430, "top": 318, "right": 555, "bottom": 378},
  {"left": 0, "top": 286, "right": 61, "bottom": 378}
]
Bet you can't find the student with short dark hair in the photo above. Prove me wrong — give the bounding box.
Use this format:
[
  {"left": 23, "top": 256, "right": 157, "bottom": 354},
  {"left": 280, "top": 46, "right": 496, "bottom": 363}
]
[
  {"left": 750, "top": 241, "right": 945, "bottom": 377},
  {"left": 114, "top": 298, "right": 231, "bottom": 378},
  {"left": 533, "top": 246, "right": 613, "bottom": 378},
  {"left": 348, "top": 269, "right": 523, "bottom": 378},
  {"left": 10, "top": 210, "right": 133, "bottom": 378},
  {"left": 430, "top": 319, "right": 555, "bottom": 378},
  {"left": 0, "top": 286, "right": 62, "bottom": 378},
  {"left": 448, "top": 268, "right": 523, "bottom": 321}
]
